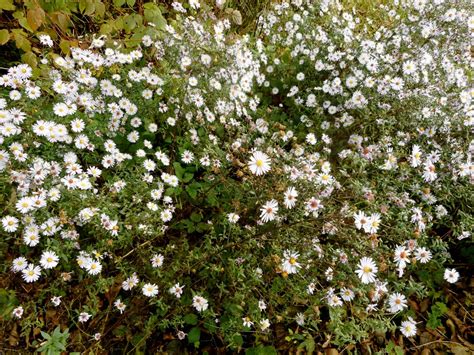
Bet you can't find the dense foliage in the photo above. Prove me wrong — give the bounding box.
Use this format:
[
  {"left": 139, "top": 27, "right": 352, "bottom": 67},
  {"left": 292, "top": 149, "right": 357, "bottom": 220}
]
[{"left": 0, "top": 0, "right": 473, "bottom": 352}]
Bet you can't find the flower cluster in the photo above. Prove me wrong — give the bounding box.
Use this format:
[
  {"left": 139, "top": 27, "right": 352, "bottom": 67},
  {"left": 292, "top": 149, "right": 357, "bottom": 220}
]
[{"left": 0, "top": 0, "right": 472, "bottom": 350}]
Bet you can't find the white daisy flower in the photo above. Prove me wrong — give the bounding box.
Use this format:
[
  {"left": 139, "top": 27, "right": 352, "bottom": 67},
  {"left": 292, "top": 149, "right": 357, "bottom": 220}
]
[
  {"left": 142, "top": 283, "right": 159, "bottom": 297},
  {"left": 248, "top": 151, "right": 271, "bottom": 176},
  {"left": 388, "top": 292, "right": 408, "bottom": 313},
  {"left": 40, "top": 250, "right": 59, "bottom": 269},
  {"left": 414, "top": 247, "right": 432, "bottom": 263},
  {"left": 444, "top": 268, "right": 459, "bottom": 283},
  {"left": 2, "top": 216, "right": 19, "bottom": 232},
  {"left": 192, "top": 295, "right": 208, "bottom": 312},
  {"left": 283, "top": 187, "right": 298, "bottom": 209},
  {"left": 11, "top": 257, "right": 28, "bottom": 272},
  {"left": 22, "top": 264, "right": 41, "bottom": 283},
  {"left": 260, "top": 199, "right": 278, "bottom": 223},
  {"left": 86, "top": 260, "right": 102, "bottom": 275},
  {"left": 227, "top": 213, "right": 240, "bottom": 223},
  {"left": 400, "top": 317, "right": 417, "bottom": 337},
  {"left": 281, "top": 250, "right": 301, "bottom": 274},
  {"left": 355, "top": 257, "right": 378, "bottom": 284},
  {"left": 151, "top": 254, "right": 164, "bottom": 268},
  {"left": 169, "top": 283, "right": 185, "bottom": 299}
]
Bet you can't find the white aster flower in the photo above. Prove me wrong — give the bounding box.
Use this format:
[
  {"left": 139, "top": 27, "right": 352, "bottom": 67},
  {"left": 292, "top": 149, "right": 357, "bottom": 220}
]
[
  {"left": 169, "top": 283, "right": 185, "bottom": 298},
  {"left": 444, "top": 268, "right": 459, "bottom": 283},
  {"left": 151, "top": 254, "right": 164, "bottom": 268},
  {"left": 260, "top": 199, "right": 278, "bottom": 223},
  {"left": 40, "top": 250, "right": 59, "bottom": 269},
  {"left": 11, "top": 257, "right": 28, "bottom": 272},
  {"left": 400, "top": 317, "right": 417, "bottom": 337},
  {"left": 142, "top": 283, "right": 159, "bottom": 297},
  {"left": 2, "top": 216, "right": 19, "bottom": 232},
  {"left": 242, "top": 316, "right": 254, "bottom": 328},
  {"left": 227, "top": 213, "right": 240, "bottom": 223},
  {"left": 283, "top": 187, "right": 298, "bottom": 209},
  {"left": 281, "top": 250, "right": 301, "bottom": 274},
  {"left": 248, "top": 151, "right": 271, "bottom": 176},
  {"left": 22, "top": 264, "right": 41, "bottom": 283},
  {"left": 388, "top": 292, "right": 408, "bottom": 313},
  {"left": 12, "top": 306, "right": 24, "bottom": 319},
  {"left": 192, "top": 295, "right": 208, "bottom": 312},
  {"left": 355, "top": 257, "right": 378, "bottom": 284}
]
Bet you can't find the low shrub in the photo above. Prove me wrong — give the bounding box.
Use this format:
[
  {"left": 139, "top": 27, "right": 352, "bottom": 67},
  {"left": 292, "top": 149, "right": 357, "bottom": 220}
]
[{"left": 0, "top": 0, "right": 472, "bottom": 352}]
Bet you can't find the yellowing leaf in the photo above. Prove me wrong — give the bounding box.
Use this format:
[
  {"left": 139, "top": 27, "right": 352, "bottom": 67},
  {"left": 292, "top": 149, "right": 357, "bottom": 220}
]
[
  {"left": 59, "top": 39, "right": 78, "bottom": 55},
  {"left": 232, "top": 10, "right": 242, "bottom": 25},
  {"left": 13, "top": 30, "right": 31, "bottom": 51},
  {"left": 51, "top": 12, "right": 71, "bottom": 34},
  {"left": 0, "top": 0, "right": 15, "bottom": 11},
  {"left": 27, "top": 7, "right": 45, "bottom": 31},
  {"left": 0, "top": 29, "right": 9, "bottom": 45}
]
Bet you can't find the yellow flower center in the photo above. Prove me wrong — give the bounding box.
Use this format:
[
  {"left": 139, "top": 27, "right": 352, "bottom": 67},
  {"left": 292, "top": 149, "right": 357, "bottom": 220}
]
[{"left": 256, "top": 159, "right": 263, "bottom": 167}]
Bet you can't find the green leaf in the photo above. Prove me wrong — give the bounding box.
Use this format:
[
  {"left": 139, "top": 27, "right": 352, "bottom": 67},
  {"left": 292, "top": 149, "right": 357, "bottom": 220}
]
[
  {"left": 226, "top": 303, "right": 244, "bottom": 316},
  {"left": 94, "top": 1, "right": 105, "bottom": 17},
  {"left": 298, "top": 335, "right": 315, "bottom": 353},
  {"left": 12, "top": 30, "right": 31, "bottom": 51},
  {"left": 232, "top": 333, "right": 244, "bottom": 347},
  {"left": 246, "top": 346, "right": 278, "bottom": 355},
  {"left": 40, "top": 331, "right": 52, "bottom": 340},
  {"left": 427, "top": 302, "right": 448, "bottom": 329},
  {"left": 123, "top": 14, "right": 138, "bottom": 32},
  {"left": 173, "top": 162, "right": 185, "bottom": 179},
  {"left": 183, "top": 313, "right": 198, "bottom": 325},
  {"left": 182, "top": 172, "right": 194, "bottom": 183},
  {"left": 187, "top": 327, "right": 200, "bottom": 344},
  {"left": 18, "top": 16, "right": 34, "bottom": 33},
  {"left": 100, "top": 22, "right": 114, "bottom": 34},
  {"left": 0, "top": 0, "right": 15, "bottom": 11},
  {"left": 22, "top": 51, "right": 37, "bottom": 68},
  {"left": 143, "top": 2, "right": 166, "bottom": 30},
  {"left": 186, "top": 185, "right": 198, "bottom": 199},
  {"left": 127, "top": 0, "right": 136, "bottom": 6},
  {"left": 190, "top": 212, "right": 202, "bottom": 223},
  {"left": 0, "top": 29, "right": 9, "bottom": 45},
  {"left": 79, "top": 0, "right": 95, "bottom": 15},
  {"left": 113, "top": 0, "right": 126, "bottom": 7}
]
